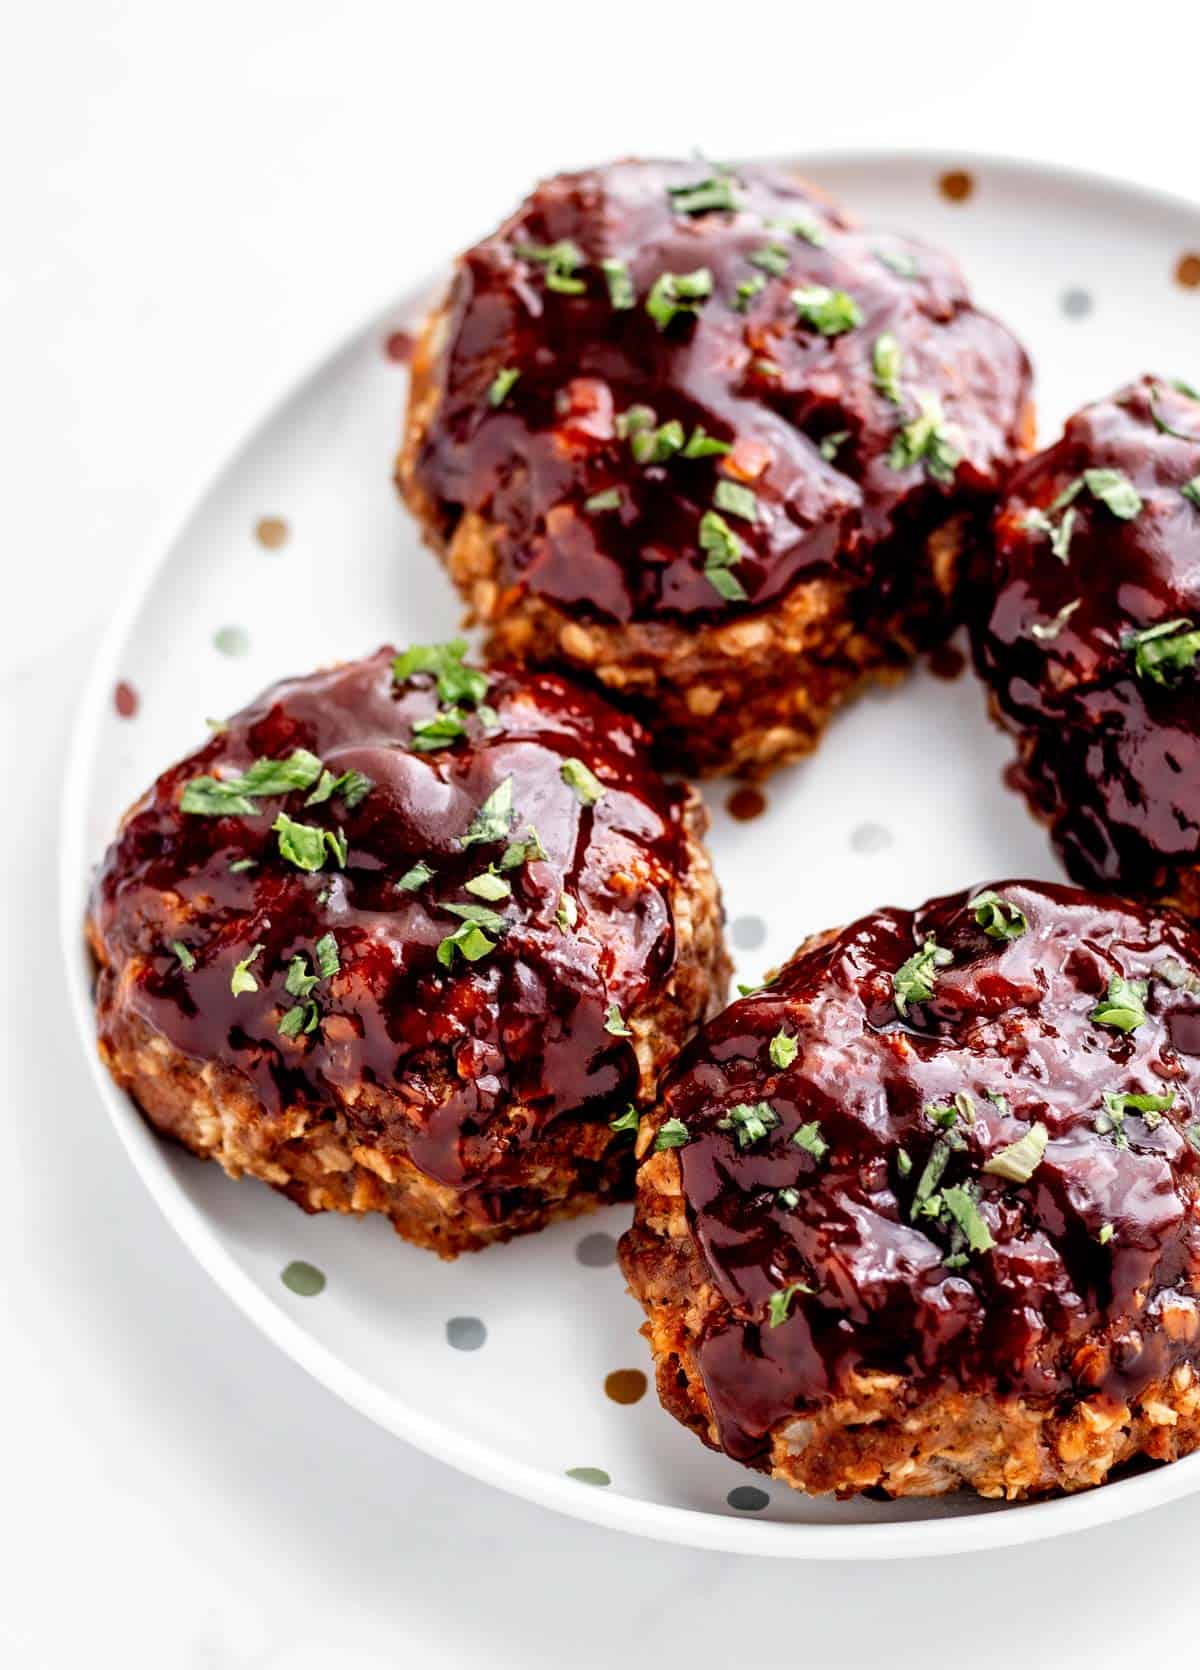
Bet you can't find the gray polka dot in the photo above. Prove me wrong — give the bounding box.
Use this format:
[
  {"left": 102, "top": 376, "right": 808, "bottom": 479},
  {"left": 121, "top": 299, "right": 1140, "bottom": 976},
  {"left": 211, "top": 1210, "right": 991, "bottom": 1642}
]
[
  {"left": 567, "top": 1466, "right": 611, "bottom": 1486},
  {"left": 280, "top": 1260, "right": 325, "bottom": 1296},
  {"left": 727, "top": 1485, "right": 770, "bottom": 1511},
  {"left": 446, "top": 1315, "right": 487, "bottom": 1351},
  {"left": 576, "top": 1232, "right": 618, "bottom": 1268},
  {"left": 1061, "top": 287, "right": 1093, "bottom": 319},
  {"left": 731, "top": 914, "right": 767, "bottom": 951},
  {"left": 850, "top": 821, "right": 893, "bottom": 854},
  {"left": 213, "top": 625, "right": 250, "bottom": 657}
]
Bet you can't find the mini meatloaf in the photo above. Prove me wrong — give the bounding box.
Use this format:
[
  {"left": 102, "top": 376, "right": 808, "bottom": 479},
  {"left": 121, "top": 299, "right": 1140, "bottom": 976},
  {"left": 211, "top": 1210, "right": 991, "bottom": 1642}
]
[
  {"left": 972, "top": 377, "right": 1200, "bottom": 916},
  {"left": 88, "top": 644, "right": 729, "bottom": 1257},
  {"left": 620, "top": 878, "right": 1200, "bottom": 1500},
  {"left": 397, "top": 157, "right": 1033, "bottom": 777}
]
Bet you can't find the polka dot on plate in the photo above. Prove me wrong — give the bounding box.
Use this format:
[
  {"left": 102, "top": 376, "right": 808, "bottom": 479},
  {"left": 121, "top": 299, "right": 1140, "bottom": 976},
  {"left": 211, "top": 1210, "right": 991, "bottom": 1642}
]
[
  {"left": 731, "top": 914, "right": 767, "bottom": 951},
  {"left": 726, "top": 1485, "right": 770, "bottom": 1512},
  {"left": 254, "top": 516, "right": 289, "bottom": 550},
  {"left": 937, "top": 169, "right": 974, "bottom": 204},
  {"left": 850, "top": 821, "right": 893, "bottom": 855},
  {"left": 1061, "top": 287, "right": 1093, "bottom": 319},
  {"left": 576, "top": 1231, "right": 618, "bottom": 1268},
  {"left": 567, "top": 1467, "right": 611, "bottom": 1486},
  {"left": 281, "top": 1260, "right": 325, "bottom": 1296},
  {"left": 727, "top": 786, "right": 767, "bottom": 823},
  {"left": 1175, "top": 253, "right": 1200, "bottom": 289},
  {"left": 604, "top": 1369, "right": 647, "bottom": 1405},
  {"left": 213, "top": 625, "right": 250, "bottom": 657},
  {"left": 445, "top": 1316, "right": 487, "bottom": 1351},
  {"left": 384, "top": 329, "right": 415, "bottom": 363},
  {"left": 113, "top": 680, "right": 139, "bottom": 719}
]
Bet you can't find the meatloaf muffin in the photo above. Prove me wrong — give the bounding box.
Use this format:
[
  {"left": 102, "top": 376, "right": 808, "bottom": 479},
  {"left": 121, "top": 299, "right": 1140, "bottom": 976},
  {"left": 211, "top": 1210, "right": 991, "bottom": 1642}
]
[
  {"left": 972, "top": 376, "right": 1200, "bottom": 916},
  {"left": 397, "top": 157, "right": 1033, "bottom": 777},
  {"left": 88, "top": 644, "right": 729, "bottom": 1256},
  {"left": 620, "top": 878, "right": 1200, "bottom": 1499}
]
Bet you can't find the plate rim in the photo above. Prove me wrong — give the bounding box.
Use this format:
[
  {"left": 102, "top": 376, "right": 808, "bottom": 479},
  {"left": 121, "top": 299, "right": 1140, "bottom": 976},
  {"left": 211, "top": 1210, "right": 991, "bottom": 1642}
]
[{"left": 58, "top": 147, "right": 1200, "bottom": 1559}]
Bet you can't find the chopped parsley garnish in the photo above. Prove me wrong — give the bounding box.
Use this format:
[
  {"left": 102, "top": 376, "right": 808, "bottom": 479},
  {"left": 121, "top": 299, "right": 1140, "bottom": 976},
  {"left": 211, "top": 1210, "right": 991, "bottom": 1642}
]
[
  {"left": 1025, "top": 469, "right": 1141, "bottom": 557},
  {"left": 1098, "top": 1222, "right": 1115, "bottom": 1246},
  {"left": 767, "top": 1280, "right": 812, "bottom": 1328},
  {"left": 393, "top": 639, "right": 489, "bottom": 707},
  {"left": 616, "top": 404, "right": 656, "bottom": 440},
  {"left": 181, "top": 748, "right": 324, "bottom": 816},
  {"left": 790, "top": 285, "right": 862, "bottom": 336},
  {"left": 819, "top": 431, "right": 849, "bottom": 462},
  {"left": 600, "top": 257, "right": 634, "bottom": 310},
  {"left": 769, "top": 1030, "right": 798, "bottom": 1070},
  {"left": 982, "top": 1121, "right": 1048, "bottom": 1182},
  {"left": 645, "top": 267, "right": 713, "bottom": 331},
  {"left": 584, "top": 487, "right": 622, "bottom": 513},
  {"left": 887, "top": 392, "right": 959, "bottom": 483},
  {"left": 769, "top": 214, "right": 825, "bottom": 246},
  {"left": 228, "top": 857, "right": 257, "bottom": 873},
  {"left": 561, "top": 756, "right": 606, "bottom": 806},
  {"left": 699, "top": 509, "right": 747, "bottom": 601},
  {"left": 970, "top": 889, "right": 1028, "bottom": 941},
  {"left": 872, "top": 334, "right": 904, "bottom": 406},
  {"left": 556, "top": 892, "right": 578, "bottom": 931},
  {"left": 892, "top": 935, "right": 952, "bottom": 1016},
  {"left": 654, "top": 1117, "right": 690, "bottom": 1151},
  {"left": 1097, "top": 1088, "right": 1174, "bottom": 1147},
  {"left": 436, "top": 919, "right": 498, "bottom": 967},
  {"left": 1030, "top": 598, "right": 1082, "bottom": 642},
  {"left": 792, "top": 1121, "right": 829, "bottom": 1161},
  {"left": 1183, "top": 476, "right": 1200, "bottom": 509},
  {"left": 1123, "top": 617, "right": 1200, "bottom": 685},
  {"left": 941, "top": 1184, "right": 995, "bottom": 1255},
  {"left": 718, "top": 1100, "right": 779, "bottom": 1148},
  {"left": 876, "top": 248, "right": 919, "bottom": 279},
  {"left": 1091, "top": 975, "right": 1148, "bottom": 1034},
  {"left": 398, "top": 859, "right": 435, "bottom": 891},
  {"left": 514, "top": 239, "right": 586, "bottom": 294},
  {"left": 284, "top": 953, "right": 319, "bottom": 1000},
  {"left": 465, "top": 870, "right": 511, "bottom": 901},
  {"left": 315, "top": 932, "right": 339, "bottom": 978},
  {"left": 459, "top": 776, "right": 515, "bottom": 847},
  {"left": 410, "top": 707, "right": 469, "bottom": 752},
  {"left": 171, "top": 941, "right": 196, "bottom": 971},
  {"left": 1023, "top": 503, "right": 1078, "bottom": 564},
  {"left": 443, "top": 901, "right": 507, "bottom": 934},
  {"left": 631, "top": 419, "right": 685, "bottom": 464},
  {"left": 748, "top": 244, "right": 790, "bottom": 277},
  {"left": 734, "top": 273, "right": 767, "bottom": 312},
  {"left": 911, "top": 1137, "right": 951, "bottom": 1219},
  {"left": 604, "top": 1003, "right": 631, "bottom": 1037},
  {"left": 667, "top": 175, "right": 738, "bottom": 215},
  {"left": 777, "top": 1187, "right": 800, "bottom": 1209},
  {"left": 500, "top": 828, "right": 547, "bottom": 868},
  {"left": 1081, "top": 467, "right": 1142, "bottom": 520},
  {"left": 273, "top": 812, "right": 347, "bottom": 872},
  {"left": 305, "top": 768, "right": 373, "bottom": 809},
  {"left": 488, "top": 367, "right": 519, "bottom": 407},
  {"left": 713, "top": 480, "right": 758, "bottom": 523},
  {"left": 230, "top": 943, "right": 263, "bottom": 996},
  {"left": 681, "top": 426, "right": 730, "bottom": 458},
  {"left": 609, "top": 1105, "right": 639, "bottom": 1134},
  {"left": 278, "top": 1000, "right": 320, "bottom": 1038},
  {"left": 896, "top": 1149, "right": 913, "bottom": 1177}
]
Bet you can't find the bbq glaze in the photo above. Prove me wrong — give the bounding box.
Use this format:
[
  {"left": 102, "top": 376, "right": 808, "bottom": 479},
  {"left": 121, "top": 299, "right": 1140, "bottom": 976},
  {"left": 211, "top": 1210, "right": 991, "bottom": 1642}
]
[
  {"left": 644, "top": 880, "right": 1200, "bottom": 1463},
  {"left": 973, "top": 377, "right": 1200, "bottom": 898},
  {"left": 90, "top": 648, "right": 689, "bottom": 1194},
  {"left": 407, "top": 159, "right": 1031, "bottom": 625}
]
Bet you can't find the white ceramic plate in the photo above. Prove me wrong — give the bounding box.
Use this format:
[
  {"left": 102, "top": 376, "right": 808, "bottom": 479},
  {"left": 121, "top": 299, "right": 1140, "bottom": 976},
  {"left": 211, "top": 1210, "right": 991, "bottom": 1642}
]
[{"left": 60, "top": 152, "right": 1200, "bottom": 1558}]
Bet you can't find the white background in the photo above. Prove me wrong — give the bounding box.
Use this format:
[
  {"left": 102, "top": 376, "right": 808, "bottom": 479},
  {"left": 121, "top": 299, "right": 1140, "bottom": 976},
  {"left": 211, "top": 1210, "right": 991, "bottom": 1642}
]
[{"left": 6, "top": 3, "right": 1200, "bottom": 1664}]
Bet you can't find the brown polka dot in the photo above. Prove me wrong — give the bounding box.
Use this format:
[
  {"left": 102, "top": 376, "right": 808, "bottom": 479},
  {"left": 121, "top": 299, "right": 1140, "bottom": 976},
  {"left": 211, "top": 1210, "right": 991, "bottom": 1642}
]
[
  {"left": 604, "top": 1369, "right": 647, "bottom": 1405},
  {"left": 938, "top": 169, "right": 974, "bottom": 204},
  {"left": 727, "top": 786, "right": 767, "bottom": 822},
  {"left": 1175, "top": 253, "right": 1200, "bottom": 289},
  {"left": 254, "top": 516, "right": 289, "bottom": 550},
  {"left": 114, "top": 680, "right": 139, "bottom": 718},
  {"left": 384, "top": 329, "right": 415, "bottom": 364},
  {"left": 927, "top": 642, "right": 966, "bottom": 681}
]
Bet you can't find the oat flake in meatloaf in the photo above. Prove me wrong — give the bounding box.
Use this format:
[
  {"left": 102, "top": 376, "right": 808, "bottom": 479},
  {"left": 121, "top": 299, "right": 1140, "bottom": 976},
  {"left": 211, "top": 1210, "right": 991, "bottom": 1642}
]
[
  {"left": 397, "top": 158, "right": 1033, "bottom": 778},
  {"left": 87, "top": 644, "right": 729, "bottom": 1257},
  {"left": 971, "top": 376, "right": 1200, "bottom": 917},
  {"left": 620, "top": 879, "right": 1200, "bottom": 1499}
]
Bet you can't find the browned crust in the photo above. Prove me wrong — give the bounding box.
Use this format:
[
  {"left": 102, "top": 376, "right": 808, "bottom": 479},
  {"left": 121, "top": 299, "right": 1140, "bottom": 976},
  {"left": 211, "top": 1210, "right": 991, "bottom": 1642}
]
[
  {"left": 620, "top": 1146, "right": 1200, "bottom": 1500},
  {"left": 90, "top": 789, "right": 730, "bottom": 1258}
]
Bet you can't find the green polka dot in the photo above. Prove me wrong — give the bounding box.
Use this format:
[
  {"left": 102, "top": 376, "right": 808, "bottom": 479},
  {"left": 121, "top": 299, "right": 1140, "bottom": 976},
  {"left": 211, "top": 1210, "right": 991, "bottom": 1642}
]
[
  {"left": 566, "top": 1466, "right": 610, "bottom": 1487},
  {"left": 281, "top": 1260, "right": 325, "bottom": 1296},
  {"left": 214, "top": 625, "right": 250, "bottom": 657}
]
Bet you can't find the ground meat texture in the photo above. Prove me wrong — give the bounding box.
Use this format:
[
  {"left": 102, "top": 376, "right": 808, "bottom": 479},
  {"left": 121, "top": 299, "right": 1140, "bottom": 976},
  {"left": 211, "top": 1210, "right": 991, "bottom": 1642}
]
[
  {"left": 88, "top": 646, "right": 729, "bottom": 1257},
  {"left": 971, "top": 377, "right": 1200, "bottom": 915},
  {"left": 397, "top": 158, "right": 1033, "bottom": 778},
  {"left": 619, "top": 879, "right": 1200, "bottom": 1499}
]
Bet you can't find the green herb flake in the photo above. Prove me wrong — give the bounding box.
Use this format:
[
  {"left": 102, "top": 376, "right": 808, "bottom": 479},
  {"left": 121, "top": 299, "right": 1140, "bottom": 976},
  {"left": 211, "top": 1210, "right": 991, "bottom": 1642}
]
[
  {"left": 600, "top": 257, "right": 634, "bottom": 310},
  {"left": 398, "top": 859, "right": 435, "bottom": 891},
  {"left": 306, "top": 768, "right": 373, "bottom": 809},
  {"left": 273, "top": 812, "right": 346, "bottom": 872},
  {"left": 777, "top": 1187, "right": 801, "bottom": 1209},
  {"left": 465, "top": 870, "right": 511, "bottom": 902},
  {"left": 667, "top": 175, "right": 739, "bottom": 216},
  {"left": 733, "top": 272, "right": 767, "bottom": 312},
  {"left": 393, "top": 639, "right": 489, "bottom": 708},
  {"left": 435, "top": 920, "right": 496, "bottom": 967},
  {"left": 228, "top": 856, "right": 257, "bottom": 873},
  {"left": 719, "top": 1100, "right": 779, "bottom": 1148},
  {"left": 872, "top": 333, "right": 904, "bottom": 406},
  {"left": 1123, "top": 617, "right": 1200, "bottom": 685},
  {"left": 876, "top": 248, "right": 919, "bottom": 279},
  {"left": 770, "top": 214, "right": 825, "bottom": 246},
  {"left": 460, "top": 776, "right": 515, "bottom": 848},
  {"left": 819, "top": 430, "right": 849, "bottom": 462},
  {"left": 315, "top": 933, "right": 339, "bottom": 979},
  {"left": 699, "top": 509, "right": 747, "bottom": 601},
  {"left": 941, "top": 1184, "right": 995, "bottom": 1255},
  {"left": 230, "top": 943, "right": 263, "bottom": 997},
  {"left": 645, "top": 267, "right": 714, "bottom": 331},
  {"left": 713, "top": 479, "right": 758, "bottom": 523},
  {"left": 171, "top": 940, "right": 196, "bottom": 971},
  {"left": 488, "top": 366, "right": 520, "bottom": 407},
  {"left": 887, "top": 392, "right": 960, "bottom": 483},
  {"left": 278, "top": 1000, "right": 320, "bottom": 1039},
  {"left": 1183, "top": 475, "right": 1200, "bottom": 509},
  {"left": 1090, "top": 974, "right": 1149, "bottom": 1034},
  {"left": 793, "top": 1121, "right": 829, "bottom": 1161},
  {"left": 1099, "top": 1088, "right": 1175, "bottom": 1144},
  {"left": 982, "top": 1121, "right": 1048, "bottom": 1183},
  {"left": 1082, "top": 467, "right": 1143, "bottom": 521},
  {"left": 654, "top": 1117, "right": 690, "bottom": 1151},
  {"left": 896, "top": 1148, "right": 913, "bottom": 1177},
  {"left": 561, "top": 756, "right": 606, "bottom": 806},
  {"left": 181, "top": 747, "right": 326, "bottom": 816},
  {"left": 681, "top": 426, "right": 731, "bottom": 458},
  {"left": 604, "top": 1003, "right": 632, "bottom": 1037},
  {"left": 584, "top": 487, "right": 622, "bottom": 513},
  {"left": 284, "top": 953, "right": 319, "bottom": 1000},
  {"left": 616, "top": 403, "right": 656, "bottom": 440},
  {"left": 1098, "top": 1222, "right": 1115, "bottom": 1246},
  {"left": 555, "top": 892, "right": 578, "bottom": 932},
  {"left": 410, "top": 706, "right": 469, "bottom": 753},
  {"left": 748, "top": 244, "right": 790, "bottom": 277},
  {"left": 1030, "top": 598, "right": 1082, "bottom": 642},
  {"left": 769, "top": 1030, "right": 798, "bottom": 1070},
  {"left": 630, "top": 419, "right": 685, "bottom": 464},
  {"left": 893, "top": 935, "right": 953, "bottom": 1017},
  {"left": 767, "top": 1280, "right": 813, "bottom": 1328},
  {"left": 791, "top": 284, "right": 862, "bottom": 336},
  {"left": 911, "top": 1137, "right": 951, "bottom": 1219},
  {"left": 609, "top": 1105, "right": 639, "bottom": 1134},
  {"left": 970, "top": 889, "right": 1029, "bottom": 941},
  {"left": 515, "top": 238, "right": 586, "bottom": 294}
]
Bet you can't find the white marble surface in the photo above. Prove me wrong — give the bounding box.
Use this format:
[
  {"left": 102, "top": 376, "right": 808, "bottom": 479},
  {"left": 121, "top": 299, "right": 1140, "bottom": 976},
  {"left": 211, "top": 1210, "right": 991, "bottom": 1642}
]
[{"left": 7, "top": 3, "right": 1200, "bottom": 1663}]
